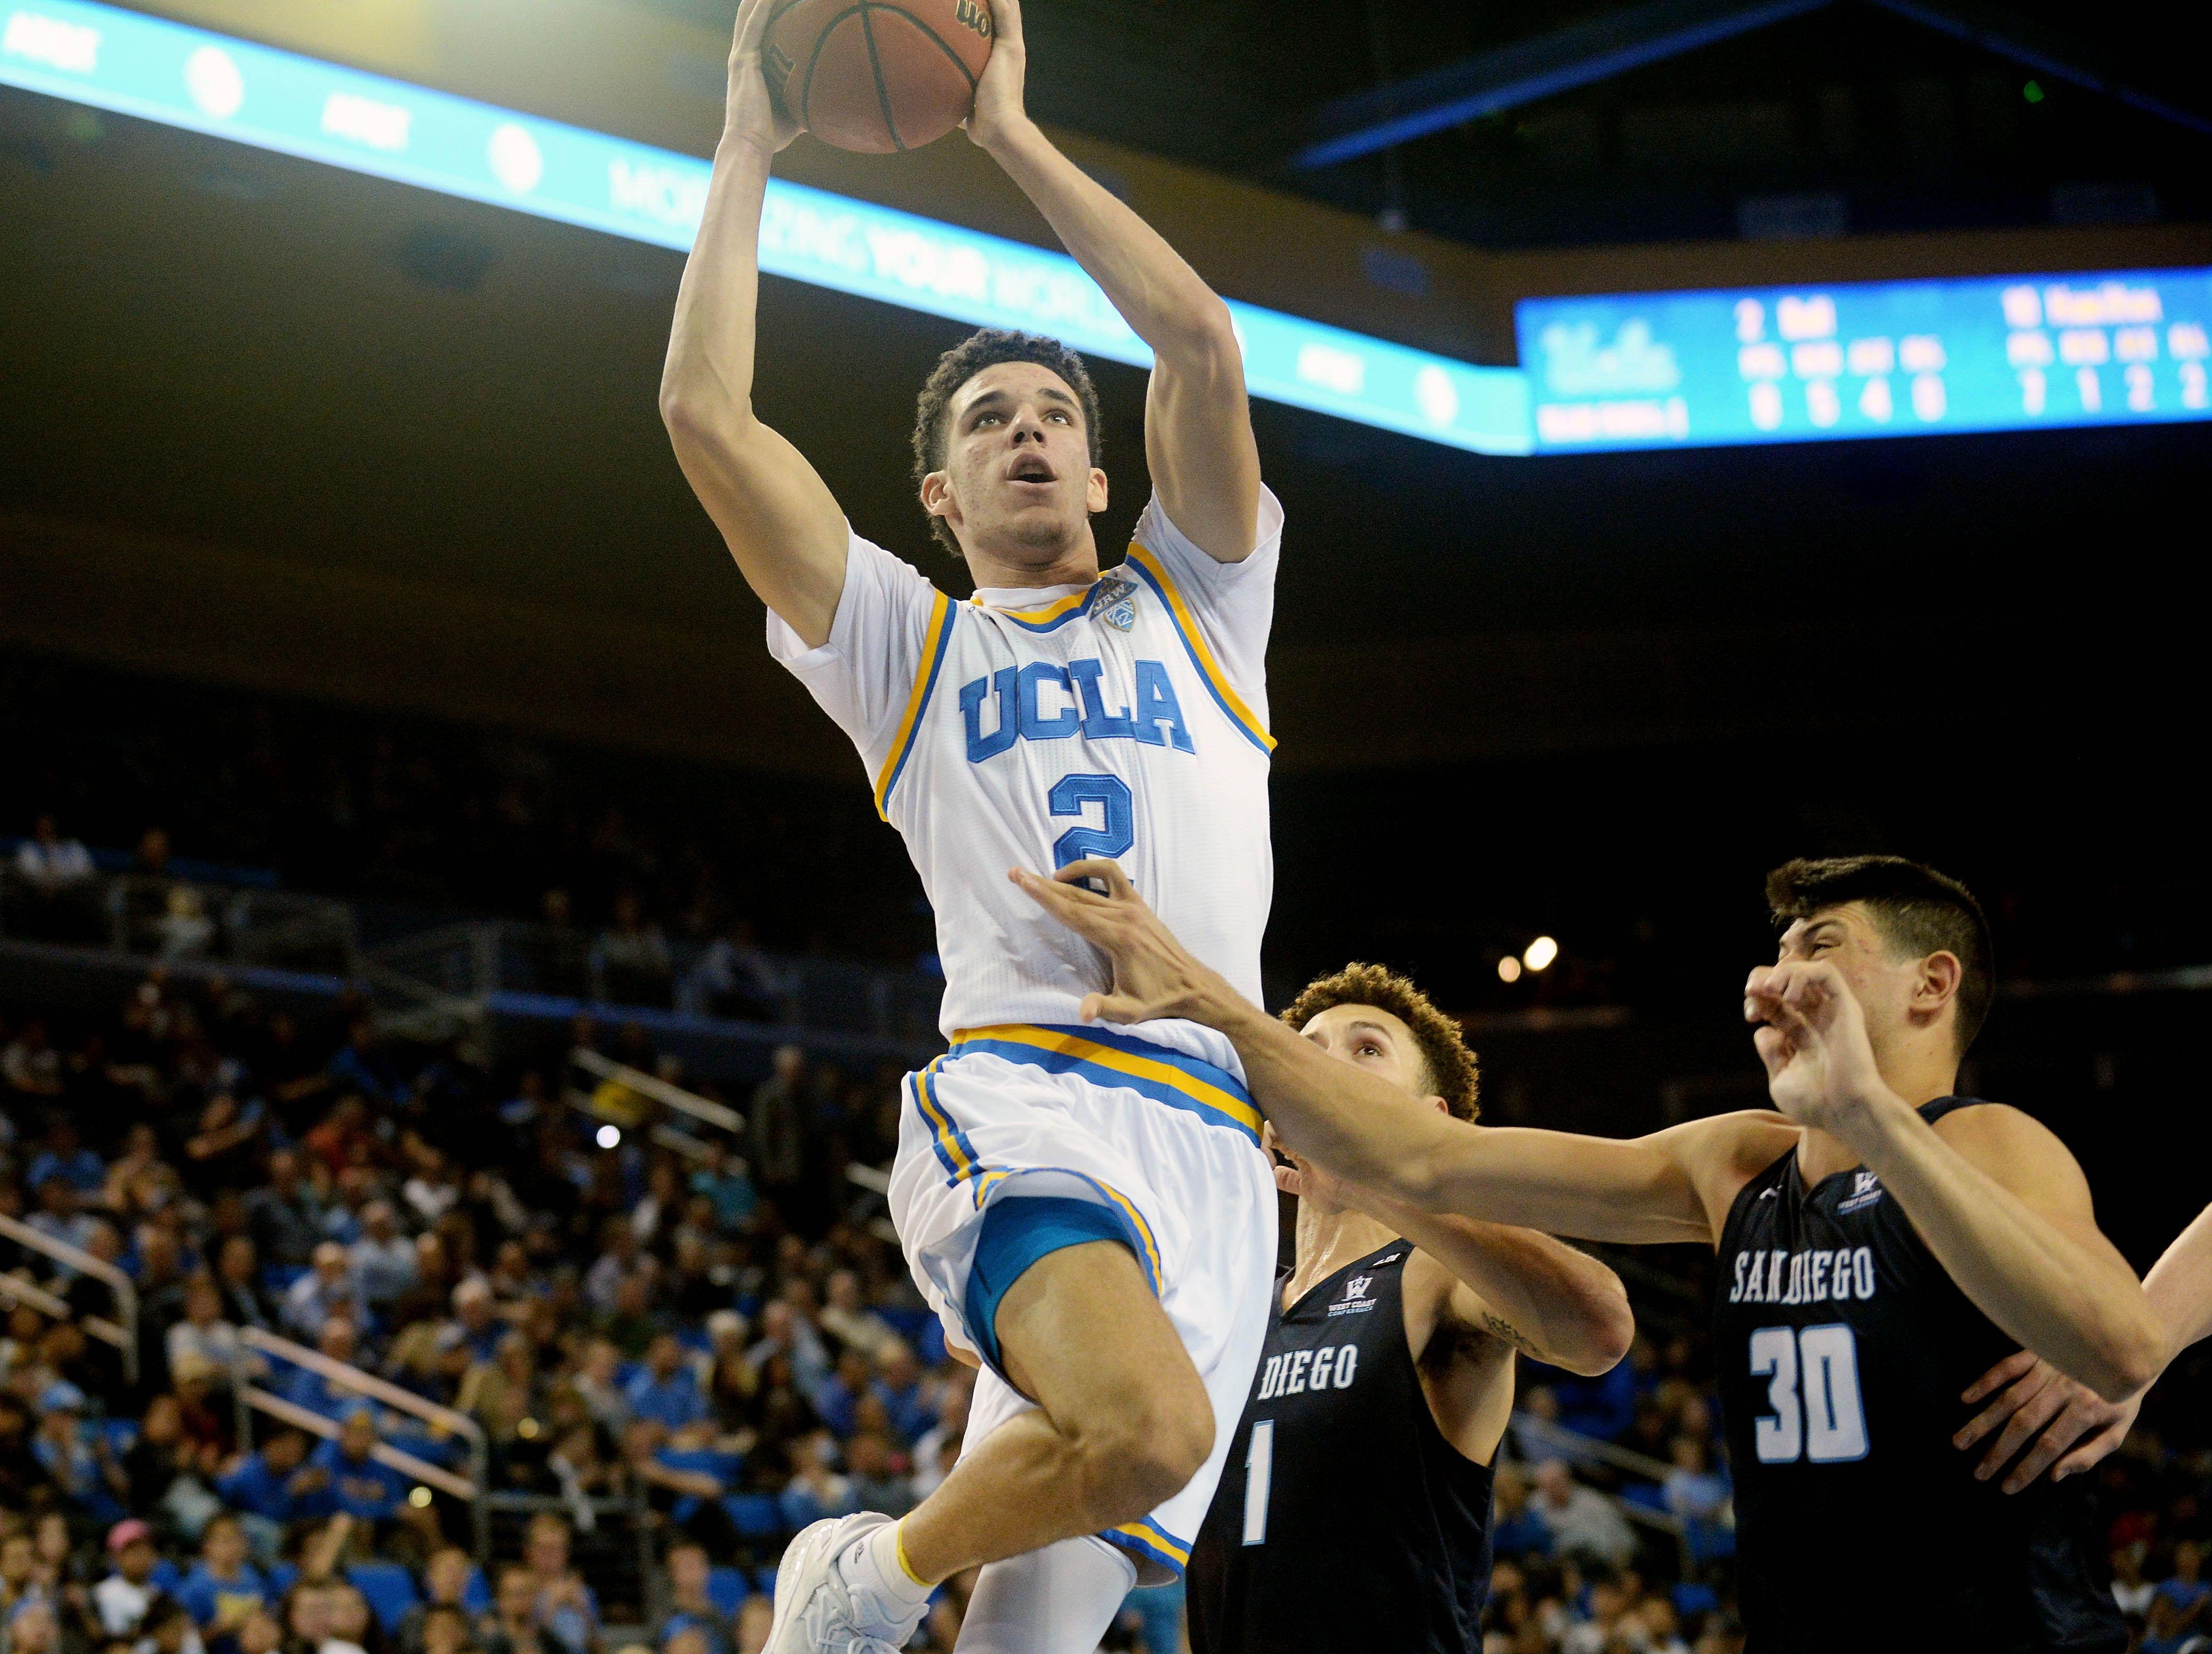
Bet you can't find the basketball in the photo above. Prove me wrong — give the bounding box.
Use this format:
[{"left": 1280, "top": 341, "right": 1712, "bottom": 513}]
[{"left": 763, "top": 0, "right": 995, "bottom": 154}]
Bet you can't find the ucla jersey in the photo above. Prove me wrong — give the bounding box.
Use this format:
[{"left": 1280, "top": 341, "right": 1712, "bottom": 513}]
[{"left": 769, "top": 489, "right": 1281, "bottom": 1066}]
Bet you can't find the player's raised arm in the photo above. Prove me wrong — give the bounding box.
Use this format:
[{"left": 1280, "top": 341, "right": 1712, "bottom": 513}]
[
  {"left": 1746, "top": 959, "right": 2164, "bottom": 1401},
  {"left": 1013, "top": 861, "right": 1756, "bottom": 1246},
  {"left": 966, "top": 0, "right": 1260, "bottom": 563},
  {"left": 658, "top": 0, "right": 850, "bottom": 648}
]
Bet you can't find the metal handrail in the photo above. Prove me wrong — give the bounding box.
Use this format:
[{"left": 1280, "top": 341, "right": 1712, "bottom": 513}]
[
  {"left": 0, "top": 1270, "right": 125, "bottom": 1348},
  {"left": 569, "top": 1047, "right": 744, "bottom": 1134},
  {"left": 239, "top": 1325, "right": 490, "bottom": 1558},
  {"left": 239, "top": 1385, "right": 476, "bottom": 1501},
  {"left": 0, "top": 1211, "right": 140, "bottom": 1386},
  {"left": 1510, "top": 1410, "right": 1679, "bottom": 1482}
]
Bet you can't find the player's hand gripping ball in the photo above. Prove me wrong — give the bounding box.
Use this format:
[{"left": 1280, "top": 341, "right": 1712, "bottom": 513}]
[{"left": 762, "top": 0, "right": 995, "bottom": 153}]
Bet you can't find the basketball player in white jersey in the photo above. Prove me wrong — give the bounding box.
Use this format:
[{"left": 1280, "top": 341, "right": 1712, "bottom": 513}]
[{"left": 662, "top": 1, "right": 1280, "bottom": 1648}]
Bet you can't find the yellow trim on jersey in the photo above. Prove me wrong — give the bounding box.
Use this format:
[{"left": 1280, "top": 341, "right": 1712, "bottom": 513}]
[
  {"left": 976, "top": 585, "right": 1093, "bottom": 628},
  {"left": 952, "top": 1023, "right": 1264, "bottom": 1142},
  {"left": 871, "top": 590, "right": 956, "bottom": 821},
  {"left": 1108, "top": 1518, "right": 1192, "bottom": 1567},
  {"left": 1123, "top": 542, "right": 1276, "bottom": 753}
]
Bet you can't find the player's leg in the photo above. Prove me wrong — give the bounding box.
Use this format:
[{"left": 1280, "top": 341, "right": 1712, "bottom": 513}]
[{"left": 899, "top": 1235, "right": 1214, "bottom": 1580}]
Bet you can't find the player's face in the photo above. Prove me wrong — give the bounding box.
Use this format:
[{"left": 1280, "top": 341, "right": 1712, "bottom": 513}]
[
  {"left": 1776, "top": 903, "right": 1919, "bottom": 1041},
  {"left": 1298, "top": 1003, "right": 1433, "bottom": 1103},
  {"left": 929, "top": 361, "right": 1108, "bottom": 563}
]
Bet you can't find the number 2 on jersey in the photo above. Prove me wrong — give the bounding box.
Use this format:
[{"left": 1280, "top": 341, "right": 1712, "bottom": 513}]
[
  {"left": 1049, "top": 773, "right": 1133, "bottom": 869},
  {"left": 1749, "top": 1323, "right": 1869, "bottom": 1463}
]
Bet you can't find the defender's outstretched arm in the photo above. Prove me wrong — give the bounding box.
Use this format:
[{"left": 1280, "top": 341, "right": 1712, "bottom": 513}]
[
  {"left": 660, "top": 0, "right": 849, "bottom": 648},
  {"left": 1745, "top": 961, "right": 2163, "bottom": 1402},
  {"left": 967, "top": 0, "right": 1260, "bottom": 562},
  {"left": 1013, "top": 861, "right": 1743, "bottom": 1247}
]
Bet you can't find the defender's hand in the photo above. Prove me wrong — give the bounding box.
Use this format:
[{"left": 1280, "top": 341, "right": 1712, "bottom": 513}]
[
  {"left": 1266, "top": 1123, "right": 1346, "bottom": 1205},
  {"left": 1954, "top": 1350, "right": 2139, "bottom": 1492},
  {"left": 725, "top": 0, "right": 801, "bottom": 158},
  {"left": 1009, "top": 859, "right": 1223, "bottom": 1025},
  {"left": 964, "top": 0, "right": 1031, "bottom": 153},
  {"left": 1743, "top": 959, "right": 1889, "bottom": 1135}
]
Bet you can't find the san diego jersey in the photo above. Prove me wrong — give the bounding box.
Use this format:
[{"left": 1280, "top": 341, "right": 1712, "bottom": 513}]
[
  {"left": 1713, "top": 1097, "right": 2124, "bottom": 1652},
  {"left": 769, "top": 489, "right": 1281, "bottom": 1063}
]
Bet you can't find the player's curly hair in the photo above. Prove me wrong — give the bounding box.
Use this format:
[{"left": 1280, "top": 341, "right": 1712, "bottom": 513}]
[
  {"left": 911, "top": 328, "right": 1103, "bottom": 558},
  {"left": 1279, "top": 963, "right": 1480, "bottom": 1122},
  {"left": 1766, "top": 855, "right": 1994, "bottom": 1054}
]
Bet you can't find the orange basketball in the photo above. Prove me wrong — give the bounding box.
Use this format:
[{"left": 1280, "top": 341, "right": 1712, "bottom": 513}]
[{"left": 763, "top": 0, "right": 996, "bottom": 155}]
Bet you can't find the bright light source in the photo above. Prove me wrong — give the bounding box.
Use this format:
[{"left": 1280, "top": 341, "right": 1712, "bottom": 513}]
[
  {"left": 1497, "top": 955, "right": 1523, "bottom": 983},
  {"left": 595, "top": 1124, "right": 621, "bottom": 1150},
  {"left": 408, "top": 1486, "right": 433, "bottom": 1508},
  {"left": 1523, "top": 936, "right": 1559, "bottom": 972}
]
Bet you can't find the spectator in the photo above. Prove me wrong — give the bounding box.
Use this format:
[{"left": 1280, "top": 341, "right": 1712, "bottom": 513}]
[
  {"left": 92, "top": 1520, "right": 163, "bottom": 1638},
  {"left": 2113, "top": 1544, "right": 2156, "bottom": 1616},
  {"left": 28, "top": 1118, "right": 103, "bottom": 1193},
  {"left": 440, "top": 1280, "right": 504, "bottom": 1369},
  {"left": 568, "top": 1341, "right": 630, "bottom": 1438},
  {"left": 685, "top": 1143, "right": 755, "bottom": 1235},
  {"left": 2162, "top": 1541, "right": 2211, "bottom": 1632},
  {"left": 813, "top": 1350, "right": 870, "bottom": 1440},
  {"left": 395, "top": 1550, "right": 477, "bottom": 1654},
  {"left": 168, "top": 1275, "right": 251, "bottom": 1385},
  {"left": 8, "top": 1598, "right": 62, "bottom": 1654},
  {"left": 285, "top": 1246, "right": 359, "bottom": 1341},
  {"left": 215, "top": 1237, "right": 277, "bottom": 1333},
  {"left": 4, "top": 1028, "right": 68, "bottom": 1102},
  {"left": 1662, "top": 1434, "right": 1729, "bottom": 1525},
  {"left": 744, "top": 1048, "right": 806, "bottom": 1208},
  {"left": 244, "top": 1150, "right": 326, "bottom": 1271},
  {"left": 478, "top": 1568, "right": 543, "bottom": 1654},
  {"left": 816, "top": 1272, "right": 897, "bottom": 1366},
  {"left": 457, "top": 1332, "right": 541, "bottom": 1446},
  {"left": 305, "top": 1409, "right": 408, "bottom": 1524},
  {"left": 521, "top": 1517, "right": 599, "bottom": 1654},
  {"left": 592, "top": 894, "right": 673, "bottom": 1008},
  {"left": 840, "top": 1431, "right": 911, "bottom": 1519},
  {"left": 1531, "top": 1460, "right": 1637, "bottom": 1569},
  {"left": 682, "top": 919, "right": 788, "bottom": 1025},
  {"left": 908, "top": 1367, "right": 969, "bottom": 1503},
  {"left": 281, "top": 1319, "right": 368, "bottom": 1421},
  {"left": 868, "top": 1343, "right": 934, "bottom": 1447},
  {"left": 10, "top": 814, "right": 100, "bottom": 942},
  {"left": 327, "top": 1020, "right": 406, "bottom": 1111},
  {"left": 349, "top": 1204, "right": 418, "bottom": 1313},
  {"left": 650, "top": 1545, "right": 731, "bottom": 1654},
  {"left": 415, "top": 1604, "right": 473, "bottom": 1654},
  {"left": 177, "top": 1515, "right": 270, "bottom": 1651},
  {"left": 622, "top": 1338, "right": 705, "bottom": 1433},
  {"left": 216, "top": 1427, "right": 318, "bottom": 1552}
]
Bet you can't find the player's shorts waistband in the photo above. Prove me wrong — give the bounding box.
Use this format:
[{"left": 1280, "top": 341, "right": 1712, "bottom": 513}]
[{"left": 943, "top": 1023, "right": 1263, "bottom": 1147}]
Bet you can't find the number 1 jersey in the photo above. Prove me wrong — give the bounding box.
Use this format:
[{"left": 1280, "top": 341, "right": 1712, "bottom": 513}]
[
  {"left": 768, "top": 490, "right": 1280, "bottom": 1059},
  {"left": 1712, "top": 1096, "right": 2123, "bottom": 1652}
]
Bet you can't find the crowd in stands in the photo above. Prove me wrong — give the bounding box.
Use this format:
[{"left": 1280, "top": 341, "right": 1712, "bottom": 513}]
[{"left": 1, "top": 655, "right": 925, "bottom": 973}]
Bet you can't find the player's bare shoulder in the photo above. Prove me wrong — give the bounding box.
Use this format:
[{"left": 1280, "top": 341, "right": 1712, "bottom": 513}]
[{"left": 1655, "top": 1108, "right": 1804, "bottom": 1239}]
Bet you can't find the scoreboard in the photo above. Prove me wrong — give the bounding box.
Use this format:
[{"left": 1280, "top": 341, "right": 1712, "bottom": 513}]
[{"left": 1516, "top": 269, "right": 2212, "bottom": 452}]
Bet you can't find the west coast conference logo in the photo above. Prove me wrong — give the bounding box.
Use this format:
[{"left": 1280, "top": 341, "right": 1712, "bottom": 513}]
[
  {"left": 1838, "top": 1171, "right": 1884, "bottom": 1214},
  {"left": 1328, "top": 1274, "right": 1376, "bottom": 1316}
]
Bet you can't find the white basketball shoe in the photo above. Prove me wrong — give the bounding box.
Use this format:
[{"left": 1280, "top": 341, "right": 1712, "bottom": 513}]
[{"left": 764, "top": 1513, "right": 930, "bottom": 1654}]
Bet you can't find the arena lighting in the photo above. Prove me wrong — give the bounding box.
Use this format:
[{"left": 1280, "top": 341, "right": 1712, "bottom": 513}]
[
  {"left": 1497, "top": 955, "right": 1523, "bottom": 983},
  {"left": 1522, "top": 935, "right": 1559, "bottom": 972},
  {"left": 0, "top": 0, "right": 1534, "bottom": 455},
  {"left": 595, "top": 1123, "right": 621, "bottom": 1149},
  {"left": 1516, "top": 268, "right": 2212, "bottom": 450}
]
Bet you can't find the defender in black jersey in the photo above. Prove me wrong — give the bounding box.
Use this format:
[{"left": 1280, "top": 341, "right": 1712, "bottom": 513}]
[
  {"left": 1016, "top": 854, "right": 2167, "bottom": 1652},
  {"left": 1183, "top": 967, "right": 1632, "bottom": 1654}
]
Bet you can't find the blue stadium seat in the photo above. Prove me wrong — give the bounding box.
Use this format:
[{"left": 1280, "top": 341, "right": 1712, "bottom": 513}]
[
  {"left": 149, "top": 1558, "right": 183, "bottom": 1594},
  {"left": 461, "top": 1567, "right": 491, "bottom": 1616},
  {"left": 347, "top": 1563, "right": 421, "bottom": 1634},
  {"left": 704, "top": 1566, "right": 749, "bottom": 1617},
  {"left": 752, "top": 1567, "right": 779, "bottom": 1597},
  {"left": 268, "top": 1562, "right": 300, "bottom": 1598},
  {"left": 1618, "top": 1480, "right": 1669, "bottom": 1514}
]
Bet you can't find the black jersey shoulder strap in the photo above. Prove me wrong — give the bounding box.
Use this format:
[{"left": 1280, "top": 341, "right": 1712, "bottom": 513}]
[{"left": 1716, "top": 1133, "right": 1796, "bottom": 1248}]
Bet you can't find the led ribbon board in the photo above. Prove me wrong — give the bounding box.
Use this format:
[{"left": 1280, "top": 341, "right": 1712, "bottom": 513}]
[
  {"left": 0, "top": 0, "right": 1531, "bottom": 454},
  {"left": 1517, "top": 270, "right": 2212, "bottom": 451}
]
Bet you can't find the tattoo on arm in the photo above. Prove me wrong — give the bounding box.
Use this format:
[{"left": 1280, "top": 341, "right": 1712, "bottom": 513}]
[{"left": 1480, "top": 1309, "right": 1543, "bottom": 1358}]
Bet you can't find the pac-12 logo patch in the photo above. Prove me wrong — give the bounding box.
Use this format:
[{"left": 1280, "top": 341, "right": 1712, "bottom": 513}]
[{"left": 1095, "top": 576, "right": 1139, "bottom": 632}]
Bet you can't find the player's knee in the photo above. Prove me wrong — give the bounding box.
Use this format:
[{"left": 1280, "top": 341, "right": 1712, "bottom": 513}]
[{"left": 1078, "top": 1376, "right": 1214, "bottom": 1522}]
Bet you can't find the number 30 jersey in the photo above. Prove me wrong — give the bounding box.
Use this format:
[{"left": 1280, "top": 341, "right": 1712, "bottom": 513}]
[
  {"left": 1713, "top": 1097, "right": 2123, "bottom": 1653},
  {"left": 768, "top": 489, "right": 1280, "bottom": 1060}
]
